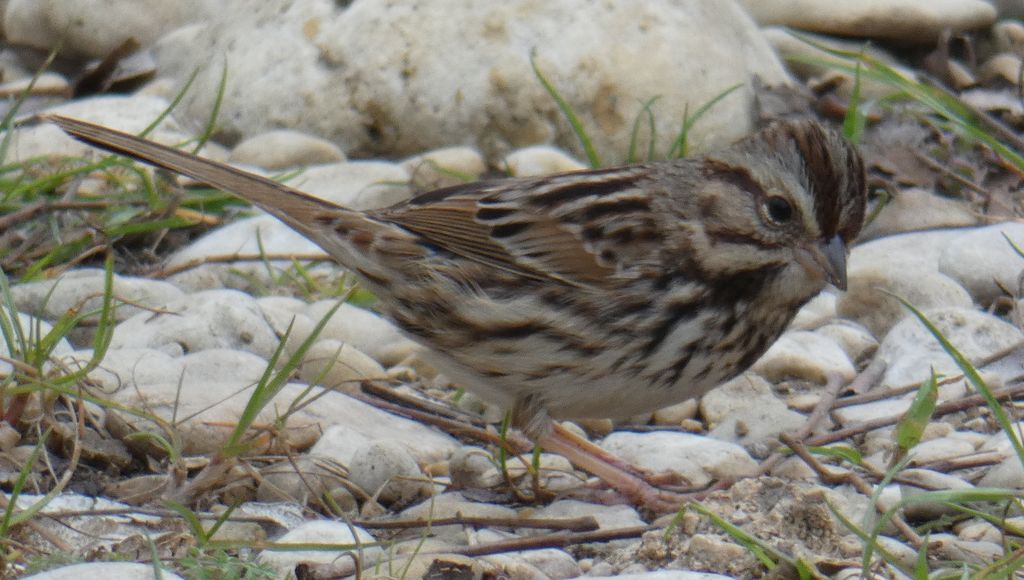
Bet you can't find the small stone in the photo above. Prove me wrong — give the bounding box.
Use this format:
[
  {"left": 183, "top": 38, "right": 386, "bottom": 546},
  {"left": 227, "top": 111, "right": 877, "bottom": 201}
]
[
  {"left": 403, "top": 146, "right": 487, "bottom": 190},
  {"left": 0, "top": 422, "right": 19, "bottom": 452},
  {"left": 652, "top": 399, "right": 698, "bottom": 425},
  {"left": 600, "top": 431, "right": 758, "bottom": 488},
  {"left": 508, "top": 547, "right": 581, "bottom": 579},
  {"left": 786, "top": 393, "right": 821, "bottom": 413},
  {"left": 306, "top": 403, "right": 459, "bottom": 466},
  {"left": 5, "top": 0, "right": 199, "bottom": 58},
  {"left": 229, "top": 129, "right": 345, "bottom": 170},
  {"left": 287, "top": 160, "right": 410, "bottom": 210},
  {"left": 977, "top": 455, "right": 1024, "bottom": 488},
  {"left": 449, "top": 446, "right": 503, "bottom": 489},
  {"left": 348, "top": 440, "right": 428, "bottom": 506},
  {"left": 994, "top": 20, "right": 1024, "bottom": 53},
  {"left": 12, "top": 269, "right": 184, "bottom": 344},
  {"left": 10, "top": 95, "right": 213, "bottom": 163},
  {"left": 770, "top": 455, "right": 816, "bottom": 480},
  {"left": 299, "top": 339, "right": 387, "bottom": 393},
  {"left": 306, "top": 301, "right": 417, "bottom": 366},
  {"left": 0, "top": 309, "right": 73, "bottom": 376},
  {"left": 980, "top": 53, "right": 1024, "bottom": 86},
  {"left": 257, "top": 455, "right": 351, "bottom": 510},
  {"left": 956, "top": 519, "right": 1001, "bottom": 543},
  {"left": 907, "top": 437, "right": 976, "bottom": 466},
  {"left": 815, "top": 320, "right": 878, "bottom": 363},
  {"left": 258, "top": 520, "right": 380, "bottom": 576},
  {"left": 400, "top": 492, "right": 517, "bottom": 539},
  {"left": 0, "top": 72, "right": 70, "bottom": 97},
  {"left": 752, "top": 330, "right": 855, "bottom": 384},
  {"left": 165, "top": 214, "right": 326, "bottom": 291},
  {"left": 502, "top": 145, "right": 588, "bottom": 176}
]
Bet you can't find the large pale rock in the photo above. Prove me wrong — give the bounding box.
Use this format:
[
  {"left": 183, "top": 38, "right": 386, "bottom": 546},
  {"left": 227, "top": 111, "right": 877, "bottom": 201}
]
[
  {"left": 153, "top": 0, "right": 789, "bottom": 162},
  {"left": 740, "top": 0, "right": 996, "bottom": 44}
]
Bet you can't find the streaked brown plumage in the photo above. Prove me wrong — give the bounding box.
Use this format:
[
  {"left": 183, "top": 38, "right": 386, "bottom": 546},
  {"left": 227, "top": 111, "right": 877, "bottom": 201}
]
[{"left": 48, "top": 115, "right": 866, "bottom": 510}]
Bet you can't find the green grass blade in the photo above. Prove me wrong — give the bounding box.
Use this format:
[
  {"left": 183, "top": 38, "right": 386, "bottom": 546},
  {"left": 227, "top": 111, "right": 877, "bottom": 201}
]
[
  {"left": 667, "top": 83, "right": 743, "bottom": 159},
  {"left": 627, "top": 96, "right": 661, "bottom": 163},
  {"left": 894, "top": 369, "right": 938, "bottom": 461},
  {"left": 222, "top": 300, "right": 343, "bottom": 456},
  {"left": 0, "top": 47, "right": 60, "bottom": 163},
  {"left": 842, "top": 58, "right": 867, "bottom": 145},
  {"left": 530, "top": 53, "right": 602, "bottom": 168},
  {"left": 192, "top": 62, "right": 228, "bottom": 154},
  {"left": 141, "top": 67, "right": 201, "bottom": 138}
]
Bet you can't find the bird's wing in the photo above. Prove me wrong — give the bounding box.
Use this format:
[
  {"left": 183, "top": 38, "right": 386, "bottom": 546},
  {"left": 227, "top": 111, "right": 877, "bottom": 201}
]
[{"left": 376, "top": 166, "right": 660, "bottom": 288}]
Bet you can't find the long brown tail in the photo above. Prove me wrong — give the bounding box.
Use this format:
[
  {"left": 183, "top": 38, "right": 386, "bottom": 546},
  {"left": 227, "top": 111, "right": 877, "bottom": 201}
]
[{"left": 44, "top": 114, "right": 358, "bottom": 243}]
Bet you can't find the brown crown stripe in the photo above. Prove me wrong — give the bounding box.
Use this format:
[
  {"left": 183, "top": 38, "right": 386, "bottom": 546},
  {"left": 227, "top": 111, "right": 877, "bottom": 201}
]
[{"left": 701, "top": 159, "right": 766, "bottom": 199}]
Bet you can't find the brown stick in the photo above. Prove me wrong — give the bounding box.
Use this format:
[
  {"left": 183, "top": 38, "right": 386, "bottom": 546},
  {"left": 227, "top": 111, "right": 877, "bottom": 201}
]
[{"left": 806, "top": 382, "right": 1024, "bottom": 447}]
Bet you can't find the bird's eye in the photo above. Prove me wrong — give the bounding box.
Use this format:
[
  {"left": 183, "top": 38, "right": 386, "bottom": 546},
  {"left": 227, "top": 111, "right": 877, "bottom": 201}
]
[{"left": 764, "top": 196, "right": 793, "bottom": 225}]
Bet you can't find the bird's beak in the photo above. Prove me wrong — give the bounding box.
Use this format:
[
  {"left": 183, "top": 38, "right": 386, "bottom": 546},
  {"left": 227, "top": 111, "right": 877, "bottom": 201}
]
[
  {"left": 816, "top": 235, "right": 848, "bottom": 290},
  {"left": 796, "top": 235, "right": 848, "bottom": 290}
]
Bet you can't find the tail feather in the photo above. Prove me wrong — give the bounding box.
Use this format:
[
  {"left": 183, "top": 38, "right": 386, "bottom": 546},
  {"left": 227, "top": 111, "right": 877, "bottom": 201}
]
[
  {"left": 44, "top": 114, "right": 420, "bottom": 278},
  {"left": 45, "top": 115, "right": 342, "bottom": 236}
]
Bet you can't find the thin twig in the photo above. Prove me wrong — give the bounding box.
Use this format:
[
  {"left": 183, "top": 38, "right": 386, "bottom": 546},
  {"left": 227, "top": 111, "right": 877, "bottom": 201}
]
[
  {"left": 356, "top": 514, "right": 599, "bottom": 532},
  {"left": 806, "top": 382, "right": 1024, "bottom": 447},
  {"left": 913, "top": 150, "right": 990, "bottom": 196},
  {"left": 348, "top": 389, "right": 528, "bottom": 453}
]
